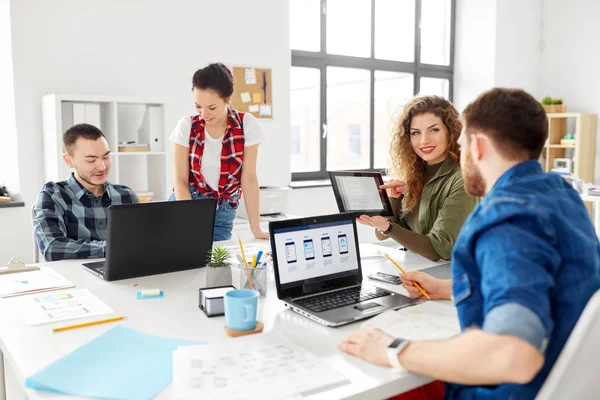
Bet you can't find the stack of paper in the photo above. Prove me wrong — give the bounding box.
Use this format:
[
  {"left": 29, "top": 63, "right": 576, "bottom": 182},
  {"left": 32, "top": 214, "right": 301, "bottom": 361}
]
[
  {"left": 361, "top": 301, "right": 461, "bottom": 341},
  {"left": 173, "top": 333, "right": 349, "bottom": 400},
  {"left": 0, "top": 267, "right": 74, "bottom": 298},
  {"left": 26, "top": 326, "right": 200, "bottom": 400}
]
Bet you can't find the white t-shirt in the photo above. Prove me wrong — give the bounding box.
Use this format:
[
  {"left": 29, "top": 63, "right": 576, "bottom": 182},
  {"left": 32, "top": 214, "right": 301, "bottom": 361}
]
[{"left": 169, "top": 113, "right": 266, "bottom": 191}]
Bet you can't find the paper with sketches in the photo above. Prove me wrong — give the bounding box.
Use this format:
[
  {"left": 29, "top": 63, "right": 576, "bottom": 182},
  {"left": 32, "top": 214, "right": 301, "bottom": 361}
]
[
  {"left": 248, "top": 104, "right": 260, "bottom": 113},
  {"left": 362, "top": 301, "right": 461, "bottom": 341},
  {"left": 259, "top": 104, "right": 272, "bottom": 117},
  {"left": 0, "top": 267, "right": 74, "bottom": 298},
  {"left": 20, "top": 288, "right": 114, "bottom": 326},
  {"left": 245, "top": 68, "right": 256, "bottom": 84},
  {"left": 173, "top": 333, "right": 349, "bottom": 400}
]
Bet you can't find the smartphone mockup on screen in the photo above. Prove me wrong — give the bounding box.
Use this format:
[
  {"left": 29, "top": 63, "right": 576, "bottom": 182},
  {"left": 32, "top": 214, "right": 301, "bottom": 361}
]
[
  {"left": 321, "top": 236, "right": 332, "bottom": 257},
  {"left": 303, "top": 239, "right": 315, "bottom": 260},
  {"left": 338, "top": 234, "right": 348, "bottom": 254},
  {"left": 285, "top": 242, "right": 297, "bottom": 263}
]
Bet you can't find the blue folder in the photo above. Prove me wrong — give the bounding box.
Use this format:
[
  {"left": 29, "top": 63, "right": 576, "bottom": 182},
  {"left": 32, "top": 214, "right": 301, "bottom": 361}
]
[{"left": 25, "top": 325, "right": 201, "bottom": 400}]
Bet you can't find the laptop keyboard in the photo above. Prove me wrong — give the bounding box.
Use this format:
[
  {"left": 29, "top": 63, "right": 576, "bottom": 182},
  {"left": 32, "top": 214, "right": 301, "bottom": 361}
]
[{"left": 295, "top": 285, "right": 391, "bottom": 313}]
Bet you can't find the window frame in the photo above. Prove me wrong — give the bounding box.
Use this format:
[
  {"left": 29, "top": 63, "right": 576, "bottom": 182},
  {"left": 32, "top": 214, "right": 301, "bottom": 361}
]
[{"left": 291, "top": 0, "right": 456, "bottom": 181}]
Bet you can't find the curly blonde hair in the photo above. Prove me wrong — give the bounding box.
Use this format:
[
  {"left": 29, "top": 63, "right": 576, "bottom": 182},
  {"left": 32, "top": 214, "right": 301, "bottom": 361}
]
[{"left": 389, "top": 96, "right": 462, "bottom": 212}]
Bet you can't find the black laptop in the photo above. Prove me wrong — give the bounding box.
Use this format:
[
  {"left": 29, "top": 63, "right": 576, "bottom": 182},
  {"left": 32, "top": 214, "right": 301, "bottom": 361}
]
[
  {"left": 269, "top": 213, "right": 416, "bottom": 327},
  {"left": 83, "top": 199, "right": 216, "bottom": 281}
]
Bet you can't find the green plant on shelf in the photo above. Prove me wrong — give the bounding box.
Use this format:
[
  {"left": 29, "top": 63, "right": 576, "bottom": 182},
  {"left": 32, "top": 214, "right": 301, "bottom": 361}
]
[
  {"left": 541, "top": 96, "right": 553, "bottom": 105},
  {"left": 551, "top": 98, "right": 563, "bottom": 105}
]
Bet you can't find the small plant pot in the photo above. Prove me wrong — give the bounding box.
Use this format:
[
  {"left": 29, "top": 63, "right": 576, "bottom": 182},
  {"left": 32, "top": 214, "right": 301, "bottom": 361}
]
[
  {"left": 204, "top": 266, "right": 232, "bottom": 288},
  {"left": 542, "top": 104, "right": 567, "bottom": 113}
]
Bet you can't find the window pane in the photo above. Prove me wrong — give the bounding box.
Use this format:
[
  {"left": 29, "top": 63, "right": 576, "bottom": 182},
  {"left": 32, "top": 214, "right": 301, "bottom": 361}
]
[
  {"left": 290, "top": 67, "right": 321, "bottom": 173},
  {"left": 419, "top": 77, "right": 449, "bottom": 99},
  {"left": 326, "top": 0, "right": 371, "bottom": 57},
  {"left": 375, "top": 0, "right": 415, "bottom": 62},
  {"left": 326, "top": 67, "right": 370, "bottom": 171},
  {"left": 420, "top": 0, "right": 452, "bottom": 65},
  {"left": 374, "top": 71, "right": 414, "bottom": 169},
  {"left": 290, "top": 0, "right": 321, "bottom": 52}
]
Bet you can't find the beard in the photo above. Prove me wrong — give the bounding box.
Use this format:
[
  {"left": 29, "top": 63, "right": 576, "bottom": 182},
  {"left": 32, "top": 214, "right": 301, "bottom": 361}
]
[{"left": 462, "top": 151, "right": 486, "bottom": 197}]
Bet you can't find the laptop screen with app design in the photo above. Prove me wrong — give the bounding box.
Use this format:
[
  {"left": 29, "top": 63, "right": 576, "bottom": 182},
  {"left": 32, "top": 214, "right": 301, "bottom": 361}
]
[{"left": 271, "top": 218, "right": 360, "bottom": 291}]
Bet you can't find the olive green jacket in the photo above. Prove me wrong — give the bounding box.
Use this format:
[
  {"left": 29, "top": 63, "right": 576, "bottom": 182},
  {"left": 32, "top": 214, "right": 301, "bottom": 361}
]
[{"left": 377, "top": 157, "right": 478, "bottom": 260}]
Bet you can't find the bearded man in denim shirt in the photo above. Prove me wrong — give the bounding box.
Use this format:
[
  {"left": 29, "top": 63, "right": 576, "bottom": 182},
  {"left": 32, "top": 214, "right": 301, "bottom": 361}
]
[{"left": 339, "top": 88, "right": 600, "bottom": 400}]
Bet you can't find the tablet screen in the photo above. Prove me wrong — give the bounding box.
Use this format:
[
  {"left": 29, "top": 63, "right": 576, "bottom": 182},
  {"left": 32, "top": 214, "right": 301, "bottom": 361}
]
[{"left": 329, "top": 172, "right": 393, "bottom": 216}]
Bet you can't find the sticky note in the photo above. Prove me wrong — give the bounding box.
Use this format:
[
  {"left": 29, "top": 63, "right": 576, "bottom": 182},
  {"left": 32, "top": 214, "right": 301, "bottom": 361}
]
[
  {"left": 248, "top": 105, "right": 259, "bottom": 113},
  {"left": 252, "top": 93, "right": 262, "bottom": 103},
  {"left": 240, "top": 92, "right": 251, "bottom": 103}
]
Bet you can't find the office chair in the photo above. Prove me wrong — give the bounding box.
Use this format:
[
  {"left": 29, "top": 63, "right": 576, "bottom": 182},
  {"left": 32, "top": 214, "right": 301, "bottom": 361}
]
[
  {"left": 536, "top": 289, "right": 600, "bottom": 399},
  {"left": 30, "top": 203, "right": 40, "bottom": 263}
]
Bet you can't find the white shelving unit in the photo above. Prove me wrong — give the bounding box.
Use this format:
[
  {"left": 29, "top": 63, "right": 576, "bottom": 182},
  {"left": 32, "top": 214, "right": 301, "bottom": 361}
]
[{"left": 42, "top": 94, "right": 169, "bottom": 201}]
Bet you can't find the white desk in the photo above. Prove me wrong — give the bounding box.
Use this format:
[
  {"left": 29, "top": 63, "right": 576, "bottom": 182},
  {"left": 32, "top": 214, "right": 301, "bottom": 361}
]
[{"left": 0, "top": 238, "right": 452, "bottom": 400}]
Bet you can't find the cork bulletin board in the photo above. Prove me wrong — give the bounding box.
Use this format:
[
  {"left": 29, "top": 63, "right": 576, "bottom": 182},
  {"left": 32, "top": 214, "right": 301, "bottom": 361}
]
[{"left": 230, "top": 66, "right": 273, "bottom": 119}]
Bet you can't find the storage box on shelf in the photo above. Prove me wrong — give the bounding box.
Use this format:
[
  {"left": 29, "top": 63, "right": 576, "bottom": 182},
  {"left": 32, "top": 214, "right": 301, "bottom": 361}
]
[{"left": 42, "top": 94, "right": 168, "bottom": 201}]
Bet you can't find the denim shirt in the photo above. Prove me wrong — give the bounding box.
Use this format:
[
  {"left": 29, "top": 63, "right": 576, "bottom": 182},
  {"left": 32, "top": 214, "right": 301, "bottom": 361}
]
[{"left": 446, "top": 160, "right": 600, "bottom": 400}]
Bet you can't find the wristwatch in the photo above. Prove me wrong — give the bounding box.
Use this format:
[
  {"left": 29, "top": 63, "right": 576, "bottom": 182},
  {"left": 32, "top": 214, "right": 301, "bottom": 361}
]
[
  {"left": 380, "top": 221, "right": 393, "bottom": 235},
  {"left": 386, "top": 337, "right": 410, "bottom": 371}
]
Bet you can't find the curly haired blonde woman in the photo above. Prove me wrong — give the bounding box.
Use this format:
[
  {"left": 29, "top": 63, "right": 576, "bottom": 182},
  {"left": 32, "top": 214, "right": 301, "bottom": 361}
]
[{"left": 357, "top": 96, "right": 477, "bottom": 261}]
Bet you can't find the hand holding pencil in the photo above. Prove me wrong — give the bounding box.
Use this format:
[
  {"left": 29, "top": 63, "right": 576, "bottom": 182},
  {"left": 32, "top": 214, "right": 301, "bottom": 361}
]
[
  {"left": 384, "top": 253, "right": 431, "bottom": 299},
  {"left": 384, "top": 254, "right": 453, "bottom": 301}
]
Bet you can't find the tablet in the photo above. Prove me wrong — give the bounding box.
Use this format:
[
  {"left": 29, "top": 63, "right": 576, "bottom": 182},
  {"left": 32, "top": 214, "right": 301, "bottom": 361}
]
[{"left": 328, "top": 171, "right": 393, "bottom": 216}]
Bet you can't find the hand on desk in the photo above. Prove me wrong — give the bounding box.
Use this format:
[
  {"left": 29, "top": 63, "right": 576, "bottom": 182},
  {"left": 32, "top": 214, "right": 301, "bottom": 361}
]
[
  {"left": 339, "top": 328, "right": 394, "bottom": 368},
  {"left": 401, "top": 271, "right": 452, "bottom": 300},
  {"left": 357, "top": 215, "right": 389, "bottom": 232},
  {"left": 380, "top": 180, "right": 408, "bottom": 198},
  {"left": 252, "top": 228, "right": 269, "bottom": 240}
]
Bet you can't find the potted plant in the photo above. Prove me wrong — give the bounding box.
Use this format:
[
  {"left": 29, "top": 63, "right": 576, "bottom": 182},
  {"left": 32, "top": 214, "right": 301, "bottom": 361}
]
[
  {"left": 203, "top": 245, "right": 233, "bottom": 288},
  {"left": 541, "top": 96, "right": 567, "bottom": 113}
]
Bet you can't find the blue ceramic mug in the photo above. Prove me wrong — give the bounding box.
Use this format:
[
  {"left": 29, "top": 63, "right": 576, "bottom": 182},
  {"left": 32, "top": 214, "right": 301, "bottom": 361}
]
[{"left": 224, "top": 289, "right": 258, "bottom": 331}]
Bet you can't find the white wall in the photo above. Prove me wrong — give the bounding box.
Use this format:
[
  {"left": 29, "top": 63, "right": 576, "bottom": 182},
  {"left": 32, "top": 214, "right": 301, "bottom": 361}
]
[
  {"left": 453, "top": 0, "right": 497, "bottom": 111},
  {"left": 3, "top": 0, "right": 290, "bottom": 263},
  {"left": 454, "top": 0, "right": 541, "bottom": 111},
  {"left": 538, "top": 0, "right": 600, "bottom": 183}
]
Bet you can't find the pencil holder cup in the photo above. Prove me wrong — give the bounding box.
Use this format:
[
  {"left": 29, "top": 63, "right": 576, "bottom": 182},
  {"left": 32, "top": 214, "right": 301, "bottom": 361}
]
[{"left": 231, "top": 264, "right": 268, "bottom": 298}]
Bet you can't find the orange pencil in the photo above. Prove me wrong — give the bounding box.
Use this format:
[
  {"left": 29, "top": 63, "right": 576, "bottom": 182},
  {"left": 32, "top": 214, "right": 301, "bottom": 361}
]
[
  {"left": 53, "top": 316, "right": 125, "bottom": 333},
  {"left": 384, "top": 253, "right": 431, "bottom": 299}
]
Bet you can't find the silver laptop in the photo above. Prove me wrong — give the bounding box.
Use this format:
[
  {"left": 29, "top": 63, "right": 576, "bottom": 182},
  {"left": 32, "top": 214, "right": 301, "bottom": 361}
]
[{"left": 269, "top": 213, "right": 417, "bottom": 327}]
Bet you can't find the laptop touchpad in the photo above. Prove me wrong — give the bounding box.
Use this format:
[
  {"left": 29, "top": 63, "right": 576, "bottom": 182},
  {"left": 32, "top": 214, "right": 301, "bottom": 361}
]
[{"left": 354, "top": 302, "right": 382, "bottom": 312}]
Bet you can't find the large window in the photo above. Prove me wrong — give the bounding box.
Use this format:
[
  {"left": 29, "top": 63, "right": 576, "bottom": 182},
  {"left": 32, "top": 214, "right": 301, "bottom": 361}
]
[{"left": 290, "top": 0, "right": 455, "bottom": 180}]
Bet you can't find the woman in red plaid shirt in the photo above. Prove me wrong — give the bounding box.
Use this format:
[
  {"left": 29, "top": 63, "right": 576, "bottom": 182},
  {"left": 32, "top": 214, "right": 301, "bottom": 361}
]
[{"left": 169, "top": 63, "right": 268, "bottom": 241}]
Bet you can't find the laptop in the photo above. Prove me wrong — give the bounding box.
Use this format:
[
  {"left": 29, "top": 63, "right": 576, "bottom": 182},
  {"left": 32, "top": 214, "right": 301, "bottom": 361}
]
[
  {"left": 269, "top": 213, "right": 417, "bottom": 327},
  {"left": 83, "top": 199, "right": 216, "bottom": 281}
]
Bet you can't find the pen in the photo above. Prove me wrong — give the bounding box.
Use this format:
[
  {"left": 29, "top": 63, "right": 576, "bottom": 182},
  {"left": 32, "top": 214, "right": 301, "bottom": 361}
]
[
  {"left": 237, "top": 235, "right": 255, "bottom": 290},
  {"left": 384, "top": 253, "right": 431, "bottom": 299},
  {"left": 53, "top": 316, "right": 125, "bottom": 333},
  {"left": 251, "top": 255, "right": 257, "bottom": 268},
  {"left": 256, "top": 250, "right": 263, "bottom": 266}
]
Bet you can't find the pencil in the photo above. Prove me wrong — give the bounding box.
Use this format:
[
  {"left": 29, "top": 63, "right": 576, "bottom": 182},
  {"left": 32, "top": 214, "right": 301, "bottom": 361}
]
[
  {"left": 384, "top": 253, "right": 431, "bottom": 299},
  {"left": 53, "top": 316, "right": 125, "bottom": 333},
  {"left": 237, "top": 235, "right": 255, "bottom": 290}
]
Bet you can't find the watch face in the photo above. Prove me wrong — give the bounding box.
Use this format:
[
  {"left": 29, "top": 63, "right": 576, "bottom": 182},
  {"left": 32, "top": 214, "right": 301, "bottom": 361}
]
[{"left": 388, "top": 338, "right": 405, "bottom": 349}]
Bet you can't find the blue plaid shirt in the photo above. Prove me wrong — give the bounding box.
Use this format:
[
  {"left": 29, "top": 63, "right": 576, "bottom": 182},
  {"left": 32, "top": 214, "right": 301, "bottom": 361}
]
[{"left": 34, "top": 174, "right": 139, "bottom": 261}]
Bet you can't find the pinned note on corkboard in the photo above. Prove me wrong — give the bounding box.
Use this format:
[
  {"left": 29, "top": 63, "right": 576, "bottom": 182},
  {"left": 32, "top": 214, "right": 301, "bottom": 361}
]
[{"left": 229, "top": 66, "right": 272, "bottom": 119}]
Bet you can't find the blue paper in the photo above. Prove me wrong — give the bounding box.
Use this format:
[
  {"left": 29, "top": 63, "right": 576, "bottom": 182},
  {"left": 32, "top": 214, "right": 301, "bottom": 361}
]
[
  {"left": 25, "top": 326, "right": 201, "bottom": 400},
  {"left": 136, "top": 290, "right": 164, "bottom": 300}
]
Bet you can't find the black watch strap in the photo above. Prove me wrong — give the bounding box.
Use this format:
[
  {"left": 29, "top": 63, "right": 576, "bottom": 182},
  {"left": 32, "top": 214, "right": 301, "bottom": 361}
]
[{"left": 382, "top": 221, "right": 393, "bottom": 235}]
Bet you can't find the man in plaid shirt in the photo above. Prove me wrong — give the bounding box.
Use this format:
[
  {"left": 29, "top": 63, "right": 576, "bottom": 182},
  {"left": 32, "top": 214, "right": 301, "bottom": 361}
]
[{"left": 34, "top": 124, "right": 139, "bottom": 261}]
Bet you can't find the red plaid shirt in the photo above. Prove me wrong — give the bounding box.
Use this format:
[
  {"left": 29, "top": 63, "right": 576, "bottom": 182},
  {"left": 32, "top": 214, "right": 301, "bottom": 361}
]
[{"left": 188, "top": 108, "right": 245, "bottom": 206}]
